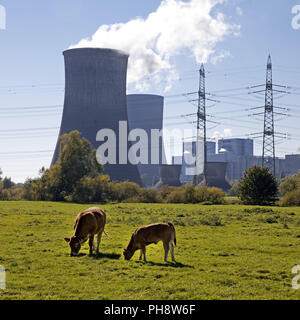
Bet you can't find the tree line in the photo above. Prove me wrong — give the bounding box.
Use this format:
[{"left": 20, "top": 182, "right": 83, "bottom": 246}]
[{"left": 1, "top": 130, "right": 299, "bottom": 206}]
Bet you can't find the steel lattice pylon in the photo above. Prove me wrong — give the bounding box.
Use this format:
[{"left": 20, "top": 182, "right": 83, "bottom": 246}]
[
  {"left": 262, "top": 55, "right": 276, "bottom": 174},
  {"left": 194, "top": 64, "right": 207, "bottom": 185}
]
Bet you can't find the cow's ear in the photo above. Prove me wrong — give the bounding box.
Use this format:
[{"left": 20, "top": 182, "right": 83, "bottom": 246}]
[{"left": 64, "top": 237, "right": 70, "bottom": 243}]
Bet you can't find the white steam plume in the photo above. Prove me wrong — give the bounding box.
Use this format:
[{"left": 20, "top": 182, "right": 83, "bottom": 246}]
[
  {"left": 211, "top": 128, "right": 233, "bottom": 141},
  {"left": 70, "top": 0, "right": 239, "bottom": 91}
]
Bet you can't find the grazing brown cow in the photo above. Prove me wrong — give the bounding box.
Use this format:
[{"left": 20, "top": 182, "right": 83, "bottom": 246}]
[
  {"left": 64, "top": 207, "right": 108, "bottom": 256},
  {"left": 123, "top": 222, "right": 176, "bottom": 262}
]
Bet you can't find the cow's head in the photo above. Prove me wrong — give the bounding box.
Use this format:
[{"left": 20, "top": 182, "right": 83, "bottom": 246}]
[
  {"left": 123, "top": 233, "right": 136, "bottom": 260},
  {"left": 64, "top": 236, "right": 81, "bottom": 256},
  {"left": 123, "top": 248, "right": 135, "bottom": 260}
]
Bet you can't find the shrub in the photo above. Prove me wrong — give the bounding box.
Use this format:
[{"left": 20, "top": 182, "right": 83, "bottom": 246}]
[
  {"left": 165, "top": 188, "right": 185, "bottom": 203},
  {"left": 183, "top": 184, "right": 197, "bottom": 203},
  {"left": 278, "top": 189, "right": 300, "bottom": 207},
  {"left": 69, "top": 175, "right": 113, "bottom": 203},
  {"left": 195, "top": 186, "right": 225, "bottom": 204},
  {"left": 159, "top": 186, "right": 177, "bottom": 200},
  {"left": 237, "top": 166, "right": 278, "bottom": 206},
  {"left": 164, "top": 185, "right": 225, "bottom": 204},
  {"left": 111, "top": 181, "right": 141, "bottom": 202},
  {"left": 138, "top": 188, "right": 161, "bottom": 203},
  {"left": 279, "top": 175, "right": 298, "bottom": 196},
  {"left": 227, "top": 180, "right": 240, "bottom": 197}
]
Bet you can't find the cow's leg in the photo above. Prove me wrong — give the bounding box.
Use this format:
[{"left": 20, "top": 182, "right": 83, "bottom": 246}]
[
  {"left": 142, "top": 247, "right": 146, "bottom": 262},
  {"left": 139, "top": 249, "right": 143, "bottom": 261},
  {"left": 89, "top": 235, "right": 94, "bottom": 255},
  {"left": 163, "top": 241, "right": 169, "bottom": 262},
  {"left": 96, "top": 230, "right": 103, "bottom": 255},
  {"left": 169, "top": 241, "right": 175, "bottom": 262}
]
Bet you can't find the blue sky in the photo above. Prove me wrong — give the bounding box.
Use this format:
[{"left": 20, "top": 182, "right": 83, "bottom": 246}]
[{"left": 0, "top": 0, "right": 299, "bottom": 182}]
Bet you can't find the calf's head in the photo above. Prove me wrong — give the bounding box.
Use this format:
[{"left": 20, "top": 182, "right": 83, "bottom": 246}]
[
  {"left": 64, "top": 236, "right": 81, "bottom": 256},
  {"left": 123, "top": 248, "right": 135, "bottom": 260},
  {"left": 123, "top": 234, "right": 136, "bottom": 260}
]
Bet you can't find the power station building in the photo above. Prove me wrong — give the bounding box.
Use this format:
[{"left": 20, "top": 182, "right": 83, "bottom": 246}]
[
  {"left": 154, "top": 165, "right": 182, "bottom": 189},
  {"left": 127, "top": 94, "right": 164, "bottom": 187},
  {"left": 52, "top": 48, "right": 299, "bottom": 188},
  {"left": 52, "top": 48, "right": 141, "bottom": 185}
]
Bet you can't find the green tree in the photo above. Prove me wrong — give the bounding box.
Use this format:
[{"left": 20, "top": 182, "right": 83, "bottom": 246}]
[
  {"left": 237, "top": 165, "right": 278, "bottom": 205},
  {"left": 57, "top": 130, "right": 103, "bottom": 194},
  {"left": 24, "top": 130, "right": 103, "bottom": 201}
]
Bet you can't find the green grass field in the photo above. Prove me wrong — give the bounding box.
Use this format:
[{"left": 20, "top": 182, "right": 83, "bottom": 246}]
[{"left": 1, "top": 201, "right": 300, "bottom": 300}]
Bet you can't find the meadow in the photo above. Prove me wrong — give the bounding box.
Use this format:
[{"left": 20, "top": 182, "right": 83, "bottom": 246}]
[{"left": 0, "top": 201, "right": 300, "bottom": 300}]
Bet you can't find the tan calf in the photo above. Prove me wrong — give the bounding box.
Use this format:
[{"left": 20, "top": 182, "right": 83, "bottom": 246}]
[
  {"left": 64, "top": 207, "right": 108, "bottom": 256},
  {"left": 123, "top": 222, "right": 176, "bottom": 262}
]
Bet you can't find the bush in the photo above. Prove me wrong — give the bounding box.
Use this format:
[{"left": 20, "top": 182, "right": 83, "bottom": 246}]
[
  {"left": 138, "top": 188, "right": 161, "bottom": 203},
  {"left": 183, "top": 184, "right": 197, "bottom": 203},
  {"left": 278, "top": 189, "right": 300, "bottom": 207},
  {"left": 195, "top": 186, "right": 225, "bottom": 204},
  {"left": 111, "top": 181, "right": 141, "bottom": 202},
  {"left": 165, "top": 188, "right": 185, "bottom": 203},
  {"left": 279, "top": 174, "right": 299, "bottom": 196},
  {"left": 227, "top": 180, "right": 240, "bottom": 197},
  {"left": 159, "top": 186, "right": 177, "bottom": 199},
  {"left": 165, "top": 185, "right": 225, "bottom": 204},
  {"left": 68, "top": 175, "right": 113, "bottom": 203},
  {"left": 237, "top": 166, "right": 278, "bottom": 206}
]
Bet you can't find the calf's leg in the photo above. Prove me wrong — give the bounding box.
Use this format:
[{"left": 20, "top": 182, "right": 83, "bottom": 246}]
[
  {"left": 89, "top": 235, "right": 94, "bottom": 255},
  {"left": 169, "top": 242, "right": 175, "bottom": 262},
  {"left": 142, "top": 247, "right": 146, "bottom": 262},
  {"left": 96, "top": 230, "right": 103, "bottom": 254},
  {"left": 139, "top": 250, "right": 143, "bottom": 261},
  {"left": 163, "top": 241, "right": 169, "bottom": 262}
]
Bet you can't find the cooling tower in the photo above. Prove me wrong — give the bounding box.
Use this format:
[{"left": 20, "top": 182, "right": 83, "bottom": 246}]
[
  {"left": 198, "top": 162, "right": 231, "bottom": 191},
  {"left": 127, "top": 94, "right": 164, "bottom": 187},
  {"left": 154, "top": 165, "right": 182, "bottom": 189},
  {"left": 52, "top": 48, "right": 141, "bottom": 185}
]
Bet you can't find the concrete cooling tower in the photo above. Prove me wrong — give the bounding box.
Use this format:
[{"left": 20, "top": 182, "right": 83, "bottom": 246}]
[
  {"left": 154, "top": 165, "right": 182, "bottom": 189},
  {"left": 127, "top": 94, "right": 164, "bottom": 187},
  {"left": 198, "top": 162, "right": 231, "bottom": 191},
  {"left": 52, "top": 48, "right": 141, "bottom": 185}
]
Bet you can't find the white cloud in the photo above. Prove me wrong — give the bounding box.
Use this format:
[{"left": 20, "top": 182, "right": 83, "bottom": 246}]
[
  {"left": 210, "top": 49, "right": 232, "bottom": 65},
  {"left": 236, "top": 7, "right": 243, "bottom": 16},
  {"left": 211, "top": 128, "right": 233, "bottom": 140},
  {"left": 70, "top": 0, "right": 239, "bottom": 91}
]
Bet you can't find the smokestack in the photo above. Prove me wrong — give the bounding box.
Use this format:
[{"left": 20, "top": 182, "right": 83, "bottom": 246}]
[{"left": 52, "top": 48, "right": 141, "bottom": 185}]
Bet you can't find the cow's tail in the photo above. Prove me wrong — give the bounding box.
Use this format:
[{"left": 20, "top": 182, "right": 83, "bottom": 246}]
[
  {"left": 167, "top": 222, "right": 176, "bottom": 246},
  {"left": 103, "top": 230, "right": 110, "bottom": 239}
]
